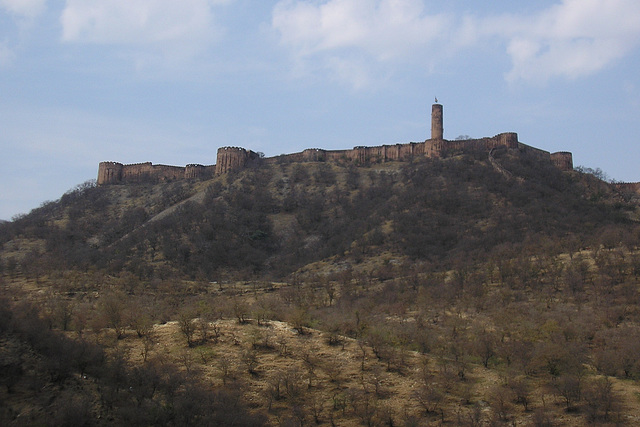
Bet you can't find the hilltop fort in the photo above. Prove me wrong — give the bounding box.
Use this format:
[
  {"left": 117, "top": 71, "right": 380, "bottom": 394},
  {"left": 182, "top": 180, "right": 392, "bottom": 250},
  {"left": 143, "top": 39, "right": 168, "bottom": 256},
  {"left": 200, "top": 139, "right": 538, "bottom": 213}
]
[{"left": 97, "top": 103, "right": 574, "bottom": 185}]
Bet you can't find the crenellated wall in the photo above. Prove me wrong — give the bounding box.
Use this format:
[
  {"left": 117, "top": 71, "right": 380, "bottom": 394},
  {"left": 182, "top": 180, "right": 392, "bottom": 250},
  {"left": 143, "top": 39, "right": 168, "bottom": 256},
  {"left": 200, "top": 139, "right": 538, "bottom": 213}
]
[
  {"left": 263, "top": 132, "right": 521, "bottom": 166},
  {"left": 97, "top": 161, "right": 214, "bottom": 185},
  {"left": 98, "top": 103, "right": 575, "bottom": 185},
  {"left": 613, "top": 182, "right": 640, "bottom": 194}
]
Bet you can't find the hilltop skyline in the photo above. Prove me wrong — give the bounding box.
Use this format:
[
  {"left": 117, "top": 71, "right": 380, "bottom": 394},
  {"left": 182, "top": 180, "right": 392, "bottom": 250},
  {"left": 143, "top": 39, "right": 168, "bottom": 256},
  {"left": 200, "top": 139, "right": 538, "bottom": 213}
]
[{"left": 2, "top": 0, "right": 640, "bottom": 220}]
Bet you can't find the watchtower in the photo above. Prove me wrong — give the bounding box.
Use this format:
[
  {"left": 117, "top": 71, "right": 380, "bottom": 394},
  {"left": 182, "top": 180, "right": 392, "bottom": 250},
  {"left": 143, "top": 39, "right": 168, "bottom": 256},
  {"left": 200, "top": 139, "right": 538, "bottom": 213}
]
[
  {"left": 97, "top": 161, "right": 123, "bottom": 185},
  {"left": 215, "top": 147, "right": 259, "bottom": 175},
  {"left": 431, "top": 102, "right": 443, "bottom": 140}
]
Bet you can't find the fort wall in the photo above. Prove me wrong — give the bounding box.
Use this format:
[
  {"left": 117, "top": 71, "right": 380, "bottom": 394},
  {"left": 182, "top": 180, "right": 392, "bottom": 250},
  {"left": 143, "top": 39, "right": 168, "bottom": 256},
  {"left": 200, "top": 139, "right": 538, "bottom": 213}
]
[
  {"left": 613, "top": 182, "right": 640, "bottom": 194},
  {"left": 263, "top": 132, "right": 520, "bottom": 166},
  {"left": 97, "top": 161, "right": 215, "bottom": 185},
  {"left": 518, "top": 142, "right": 552, "bottom": 160},
  {"left": 97, "top": 103, "right": 575, "bottom": 185}
]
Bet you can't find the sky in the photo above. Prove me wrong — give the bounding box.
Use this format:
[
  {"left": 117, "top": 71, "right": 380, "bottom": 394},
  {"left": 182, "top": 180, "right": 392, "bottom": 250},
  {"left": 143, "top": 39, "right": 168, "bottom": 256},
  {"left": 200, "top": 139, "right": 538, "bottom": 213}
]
[{"left": 1, "top": 0, "right": 640, "bottom": 221}]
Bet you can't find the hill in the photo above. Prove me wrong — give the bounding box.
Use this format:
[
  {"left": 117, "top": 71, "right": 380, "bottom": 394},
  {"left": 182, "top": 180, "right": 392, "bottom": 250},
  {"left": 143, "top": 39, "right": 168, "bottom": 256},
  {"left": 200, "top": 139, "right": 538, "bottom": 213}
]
[
  {"left": 2, "top": 147, "right": 640, "bottom": 425},
  {"left": 2, "top": 148, "right": 637, "bottom": 281}
]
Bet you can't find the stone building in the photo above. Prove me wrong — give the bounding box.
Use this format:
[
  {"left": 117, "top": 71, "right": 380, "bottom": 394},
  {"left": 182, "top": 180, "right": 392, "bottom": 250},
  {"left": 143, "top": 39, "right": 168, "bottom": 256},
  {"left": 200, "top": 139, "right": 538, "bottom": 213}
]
[{"left": 98, "top": 102, "right": 573, "bottom": 185}]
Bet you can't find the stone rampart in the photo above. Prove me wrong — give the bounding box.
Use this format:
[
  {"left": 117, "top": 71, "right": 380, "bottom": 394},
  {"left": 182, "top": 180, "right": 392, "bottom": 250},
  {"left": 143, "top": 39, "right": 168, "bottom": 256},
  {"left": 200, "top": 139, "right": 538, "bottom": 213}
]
[
  {"left": 304, "top": 149, "right": 327, "bottom": 162},
  {"left": 99, "top": 130, "right": 559, "bottom": 185},
  {"left": 98, "top": 103, "right": 574, "bottom": 185},
  {"left": 518, "top": 142, "right": 551, "bottom": 161},
  {"left": 97, "top": 161, "right": 214, "bottom": 185},
  {"left": 262, "top": 132, "right": 520, "bottom": 166},
  {"left": 613, "top": 182, "right": 640, "bottom": 194}
]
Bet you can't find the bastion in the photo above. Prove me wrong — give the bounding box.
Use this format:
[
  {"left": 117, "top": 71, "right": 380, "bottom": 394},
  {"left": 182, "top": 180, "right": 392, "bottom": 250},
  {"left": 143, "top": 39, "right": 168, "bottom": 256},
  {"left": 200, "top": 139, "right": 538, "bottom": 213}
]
[{"left": 97, "top": 103, "right": 574, "bottom": 185}]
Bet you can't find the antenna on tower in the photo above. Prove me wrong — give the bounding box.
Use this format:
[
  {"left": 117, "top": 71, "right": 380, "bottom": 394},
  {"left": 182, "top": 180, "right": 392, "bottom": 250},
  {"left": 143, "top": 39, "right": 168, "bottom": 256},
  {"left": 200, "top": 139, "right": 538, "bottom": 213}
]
[{"left": 435, "top": 97, "right": 438, "bottom": 103}]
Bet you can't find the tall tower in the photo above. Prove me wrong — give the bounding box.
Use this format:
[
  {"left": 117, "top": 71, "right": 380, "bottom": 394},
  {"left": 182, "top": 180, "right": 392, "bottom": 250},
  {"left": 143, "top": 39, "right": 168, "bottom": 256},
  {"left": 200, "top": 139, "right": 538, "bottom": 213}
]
[{"left": 431, "top": 101, "right": 443, "bottom": 140}]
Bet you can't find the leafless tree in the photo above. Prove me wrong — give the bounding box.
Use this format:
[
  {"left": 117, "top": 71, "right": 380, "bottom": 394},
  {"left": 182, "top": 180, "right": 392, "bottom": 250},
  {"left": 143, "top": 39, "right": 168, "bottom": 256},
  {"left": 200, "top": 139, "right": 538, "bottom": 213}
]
[{"left": 178, "top": 311, "right": 197, "bottom": 347}]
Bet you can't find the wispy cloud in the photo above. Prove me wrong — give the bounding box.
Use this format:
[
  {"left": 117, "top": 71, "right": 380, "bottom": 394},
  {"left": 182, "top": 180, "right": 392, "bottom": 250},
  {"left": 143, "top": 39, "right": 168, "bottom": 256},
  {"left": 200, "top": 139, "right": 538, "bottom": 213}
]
[
  {"left": 61, "top": 0, "right": 229, "bottom": 44},
  {"left": 60, "top": 0, "right": 233, "bottom": 68},
  {"left": 272, "top": 0, "right": 450, "bottom": 88},
  {"left": 0, "top": 0, "right": 46, "bottom": 18},
  {"left": 494, "top": 0, "right": 640, "bottom": 83},
  {"left": 0, "top": 0, "right": 47, "bottom": 67},
  {"left": 272, "top": 0, "right": 640, "bottom": 87}
]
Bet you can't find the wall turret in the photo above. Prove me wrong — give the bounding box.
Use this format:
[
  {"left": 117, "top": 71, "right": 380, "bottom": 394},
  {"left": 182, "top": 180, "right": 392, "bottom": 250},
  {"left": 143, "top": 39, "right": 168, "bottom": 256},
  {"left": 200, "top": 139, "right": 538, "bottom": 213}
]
[
  {"left": 495, "top": 132, "right": 519, "bottom": 149},
  {"left": 215, "top": 147, "right": 259, "bottom": 175},
  {"left": 550, "top": 152, "right": 573, "bottom": 171},
  {"left": 97, "top": 162, "right": 123, "bottom": 185},
  {"left": 185, "top": 164, "right": 206, "bottom": 179}
]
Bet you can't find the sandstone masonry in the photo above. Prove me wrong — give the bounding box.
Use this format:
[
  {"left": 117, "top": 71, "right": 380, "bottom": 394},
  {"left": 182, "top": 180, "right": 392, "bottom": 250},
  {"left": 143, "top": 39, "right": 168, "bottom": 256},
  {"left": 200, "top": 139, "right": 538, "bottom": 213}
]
[{"left": 97, "top": 103, "right": 574, "bottom": 185}]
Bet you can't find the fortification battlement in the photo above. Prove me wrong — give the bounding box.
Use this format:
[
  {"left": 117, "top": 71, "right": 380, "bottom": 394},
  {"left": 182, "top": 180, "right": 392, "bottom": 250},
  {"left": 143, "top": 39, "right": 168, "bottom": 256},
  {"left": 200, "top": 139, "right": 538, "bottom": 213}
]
[
  {"left": 218, "top": 146, "right": 249, "bottom": 152},
  {"left": 97, "top": 161, "right": 215, "bottom": 185},
  {"left": 97, "top": 103, "right": 574, "bottom": 185},
  {"left": 614, "top": 182, "right": 640, "bottom": 194}
]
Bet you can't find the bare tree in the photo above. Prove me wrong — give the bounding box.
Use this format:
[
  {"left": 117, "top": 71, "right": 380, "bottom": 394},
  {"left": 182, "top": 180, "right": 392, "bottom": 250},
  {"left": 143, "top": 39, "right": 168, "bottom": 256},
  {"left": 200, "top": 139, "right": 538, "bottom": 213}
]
[
  {"left": 242, "top": 348, "right": 259, "bottom": 374},
  {"left": 99, "top": 291, "right": 127, "bottom": 339},
  {"left": 583, "top": 377, "right": 618, "bottom": 422},
  {"left": 178, "top": 311, "right": 197, "bottom": 347}
]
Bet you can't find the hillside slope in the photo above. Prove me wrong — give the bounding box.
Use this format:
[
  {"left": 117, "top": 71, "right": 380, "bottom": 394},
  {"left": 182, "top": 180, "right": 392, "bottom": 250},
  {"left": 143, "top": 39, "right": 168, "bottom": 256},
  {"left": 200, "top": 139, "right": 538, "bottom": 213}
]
[
  {"left": 1, "top": 148, "right": 637, "bottom": 282},
  {"left": 2, "top": 147, "right": 640, "bottom": 425}
]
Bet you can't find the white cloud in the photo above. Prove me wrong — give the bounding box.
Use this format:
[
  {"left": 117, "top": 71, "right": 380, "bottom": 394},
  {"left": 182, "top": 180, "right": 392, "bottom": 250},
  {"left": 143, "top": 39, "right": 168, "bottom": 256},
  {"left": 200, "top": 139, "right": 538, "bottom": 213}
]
[
  {"left": 0, "top": 0, "right": 46, "bottom": 68},
  {"left": 273, "top": 0, "right": 640, "bottom": 87},
  {"left": 486, "top": 0, "right": 640, "bottom": 83},
  {"left": 61, "top": 0, "right": 231, "bottom": 46},
  {"left": 0, "top": 0, "right": 46, "bottom": 18},
  {"left": 272, "top": 0, "right": 450, "bottom": 87}
]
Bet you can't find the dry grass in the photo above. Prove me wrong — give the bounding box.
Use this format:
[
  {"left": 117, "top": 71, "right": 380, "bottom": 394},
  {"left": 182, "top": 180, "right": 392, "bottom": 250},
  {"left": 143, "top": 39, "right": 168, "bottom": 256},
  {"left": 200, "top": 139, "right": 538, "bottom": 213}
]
[{"left": 104, "top": 313, "right": 640, "bottom": 426}]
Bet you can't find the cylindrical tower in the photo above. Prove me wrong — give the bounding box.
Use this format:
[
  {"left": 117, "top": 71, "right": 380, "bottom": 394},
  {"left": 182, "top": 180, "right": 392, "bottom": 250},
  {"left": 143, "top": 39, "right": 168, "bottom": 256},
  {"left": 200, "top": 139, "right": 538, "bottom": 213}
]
[
  {"left": 550, "top": 152, "right": 573, "bottom": 171},
  {"left": 431, "top": 103, "right": 443, "bottom": 140},
  {"left": 185, "top": 164, "right": 205, "bottom": 179},
  {"left": 496, "top": 132, "right": 519, "bottom": 149},
  {"left": 215, "top": 147, "right": 259, "bottom": 175},
  {"left": 97, "top": 161, "right": 123, "bottom": 185}
]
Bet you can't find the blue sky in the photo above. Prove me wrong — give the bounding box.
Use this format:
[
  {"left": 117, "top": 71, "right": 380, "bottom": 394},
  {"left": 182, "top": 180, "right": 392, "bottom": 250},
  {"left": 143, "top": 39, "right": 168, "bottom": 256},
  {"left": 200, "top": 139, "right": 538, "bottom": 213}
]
[{"left": 1, "top": 0, "right": 640, "bottom": 220}]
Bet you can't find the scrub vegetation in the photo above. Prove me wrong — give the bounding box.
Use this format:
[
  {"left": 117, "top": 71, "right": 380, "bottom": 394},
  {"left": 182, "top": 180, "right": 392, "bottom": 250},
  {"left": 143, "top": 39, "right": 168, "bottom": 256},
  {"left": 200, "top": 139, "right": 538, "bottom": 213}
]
[{"left": 2, "top": 148, "right": 640, "bottom": 425}]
